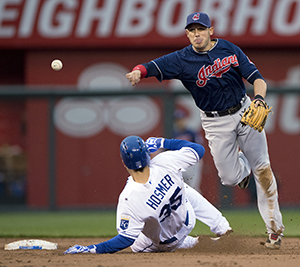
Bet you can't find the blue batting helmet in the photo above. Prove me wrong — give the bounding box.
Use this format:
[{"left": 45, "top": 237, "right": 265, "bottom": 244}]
[{"left": 120, "top": 135, "right": 150, "bottom": 170}]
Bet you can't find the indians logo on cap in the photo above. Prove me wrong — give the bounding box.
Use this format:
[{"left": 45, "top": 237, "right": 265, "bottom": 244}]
[{"left": 192, "top": 13, "right": 200, "bottom": 21}]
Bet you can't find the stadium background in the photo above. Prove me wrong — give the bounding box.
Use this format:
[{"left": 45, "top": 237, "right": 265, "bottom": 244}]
[{"left": 0, "top": 0, "right": 300, "bottom": 210}]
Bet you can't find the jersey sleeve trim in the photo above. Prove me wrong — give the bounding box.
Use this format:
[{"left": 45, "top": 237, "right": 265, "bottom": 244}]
[
  {"left": 142, "top": 62, "right": 160, "bottom": 78},
  {"left": 246, "top": 69, "right": 265, "bottom": 84},
  {"left": 151, "top": 60, "right": 163, "bottom": 81},
  {"left": 246, "top": 69, "right": 258, "bottom": 81},
  {"left": 185, "top": 147, "right": 200, "bottom": 162}
]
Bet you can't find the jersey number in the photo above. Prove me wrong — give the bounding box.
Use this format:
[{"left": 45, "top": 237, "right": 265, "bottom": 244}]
[{"left": 159, "top": 186, "right": 182, "bottom": 223}]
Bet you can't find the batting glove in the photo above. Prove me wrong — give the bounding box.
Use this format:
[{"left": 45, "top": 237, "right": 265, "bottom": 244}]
[
  {"left": 63, "top": 244, "right": 96, "bottom": 254},
  {"left": 146, "top": 137, "right": 164, "bottom": 153}
]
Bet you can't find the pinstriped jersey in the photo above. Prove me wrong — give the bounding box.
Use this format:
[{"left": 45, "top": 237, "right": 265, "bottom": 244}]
[{"left": 149, "top": 39, "right": 264, "bottom": 112}]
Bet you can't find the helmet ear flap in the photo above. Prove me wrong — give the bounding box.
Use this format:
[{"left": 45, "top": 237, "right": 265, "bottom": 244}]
[{"left": 120, "top": 136, "right": 150, "bottom": 170}]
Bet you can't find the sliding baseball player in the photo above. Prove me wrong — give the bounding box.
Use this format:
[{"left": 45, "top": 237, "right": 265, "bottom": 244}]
[{"left": 64, "top": 136, "right": 232, "bottom": 254}]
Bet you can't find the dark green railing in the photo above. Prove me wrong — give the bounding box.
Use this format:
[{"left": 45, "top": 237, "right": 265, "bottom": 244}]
[{"left": 0, "top": 86, "right": 299, "bottom": 209}]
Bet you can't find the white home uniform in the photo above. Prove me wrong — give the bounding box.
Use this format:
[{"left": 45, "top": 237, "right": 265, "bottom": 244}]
[
  {"left": 63, "top": 136, "right": 232, "bottom": 255},
  {"left": 116, "top": 147, "right": 230, "bottom": 252}
]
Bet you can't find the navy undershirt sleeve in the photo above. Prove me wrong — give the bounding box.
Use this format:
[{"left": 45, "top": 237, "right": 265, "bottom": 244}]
[{"left": 142, "top": 62, "right": 160, "bottom": 78}]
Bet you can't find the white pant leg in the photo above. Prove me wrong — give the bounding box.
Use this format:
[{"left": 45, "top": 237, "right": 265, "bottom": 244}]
[
  {"left": 185, "top": 184, "right": 231, "bottom": 235},
  {"left": 177, "top": 236, "right": 199, "bottom": 250},
  {"left": 237, "top": 121, "right": 285, "bottom": 235},
  {"left": 130, "top": 232, "right": 155, "bottom": 252},
  {"left": 131, "top": 231, "right": 196, "bottom": 253},
  {"left": 201, "top": 107, "right": 248, "bottom": 186},
  {"left": 131, "top": 232, "right": 177, "bottom": 253},
  {"left": 238, "top": 151, "right": 251, "bottom": 180},
  {"left": 254, "top": 172, "right": 284, "bottom": 234},
  {"left": 131, "top": 200, "right": 196, "bottom": 253}
]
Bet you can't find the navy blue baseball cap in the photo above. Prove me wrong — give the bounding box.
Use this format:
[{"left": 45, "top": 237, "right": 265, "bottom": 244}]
[{"left": 185, "top": 12, "right": 211, "bottom": 29}]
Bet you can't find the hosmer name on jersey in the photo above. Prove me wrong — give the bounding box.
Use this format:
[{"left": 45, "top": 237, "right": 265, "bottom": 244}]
[
  {"left": 196, "top": 54, "right": 239, "bottom": 87},
  {"left": 146, "top": 174, "right": 174, "bottom": 210}
]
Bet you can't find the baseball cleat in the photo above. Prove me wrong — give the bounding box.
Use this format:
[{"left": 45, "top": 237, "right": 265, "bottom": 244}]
[
  {"left": 265, "top": 233, "right": 281, "bottom": 249},
  {"left": 237, "top": 175, "right": 250, "bottom": 189}
]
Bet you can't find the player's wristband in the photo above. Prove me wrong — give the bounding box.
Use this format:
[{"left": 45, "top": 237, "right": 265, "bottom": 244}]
[
  {"left": 254, "top": 94, "right": 264, "bottom": 101},
  {"left": 254, "top": 95, "right": 265, "bottom": 106},
  {"left": 132, "top": 65, "right": 147, "bottom": 79},
  {"left": 159, "top": 138, "right": 165, "bottom": 149}
]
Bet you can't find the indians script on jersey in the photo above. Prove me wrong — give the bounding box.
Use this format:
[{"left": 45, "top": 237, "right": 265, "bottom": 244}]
[{"left": 196, "top": 54, "right": 239, "bottom": 87}]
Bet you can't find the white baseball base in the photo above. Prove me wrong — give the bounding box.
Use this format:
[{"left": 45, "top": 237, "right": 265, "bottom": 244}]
[{"left": 4, "top": 239, "right": 58, "bottom": 250}]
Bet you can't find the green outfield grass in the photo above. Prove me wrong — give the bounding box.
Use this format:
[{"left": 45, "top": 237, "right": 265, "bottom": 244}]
[
  {"left": 0, "top": 208, "right": 299, "bottom": 238},
  {"left": 191, "top": 208, "right": 300, "bottom": 237}
]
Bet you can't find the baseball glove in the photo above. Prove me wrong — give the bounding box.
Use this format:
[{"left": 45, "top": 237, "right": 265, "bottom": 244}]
[{"left": 241, "top": 99, "right": 273, "bottom": 132}]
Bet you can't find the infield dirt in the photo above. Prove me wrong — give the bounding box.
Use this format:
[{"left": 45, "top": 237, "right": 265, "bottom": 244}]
[{"left": 1, "top": 236, "right": 299, "bottom": 267}]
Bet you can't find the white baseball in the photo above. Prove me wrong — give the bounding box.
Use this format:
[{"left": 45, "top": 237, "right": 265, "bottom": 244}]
[{"left": 51, "top": 59, "right": 63, "bottom": 71}]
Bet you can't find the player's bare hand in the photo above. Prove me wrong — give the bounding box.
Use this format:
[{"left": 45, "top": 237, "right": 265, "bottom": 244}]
[{"left": 126, "top": 70, "right": 141, "bottom": 86}]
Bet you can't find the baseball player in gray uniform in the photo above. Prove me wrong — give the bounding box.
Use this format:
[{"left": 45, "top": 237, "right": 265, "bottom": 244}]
[
  {"left": 126, "top": 12, "right": 284, "bottom": 249},
  {"left": 64, "top": 136, "right": 232, "bottom": 254}
]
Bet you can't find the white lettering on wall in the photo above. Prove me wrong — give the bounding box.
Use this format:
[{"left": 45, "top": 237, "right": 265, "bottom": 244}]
[
  {"left": 18, "top": 0, "right": 39, "bottom": 38},
  {"left": 76, "top": 0, "right": 118, "bottom": 37},
  {"left": 157, "top": 0, "right": 194, "bottom": 37},
  {"left": 280, "top": 95, "right": 300, "bottom": 134},
  {"left": 273, "top": 0, "right": 300, "bottom": 35},
  {"left": 264, "top": 94, "right": 278, "bottom": 133},
  {"left": 232, "top": 0, "right": 273, "bottom": 36},
  {"left": 0, "top": 0, "right": 21, "bottom": 38},
  {"left": 39, "top": 0, "right": 77, "bottom": 38},
  {"left": 116, "top": 0, "right": 157, "bottom": 37},
  {"left": 200, "top": 0, "right": 233, "bottom": 36},
  {"left": 1, "top": 0, "right": 300, "bottom": 44}
]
